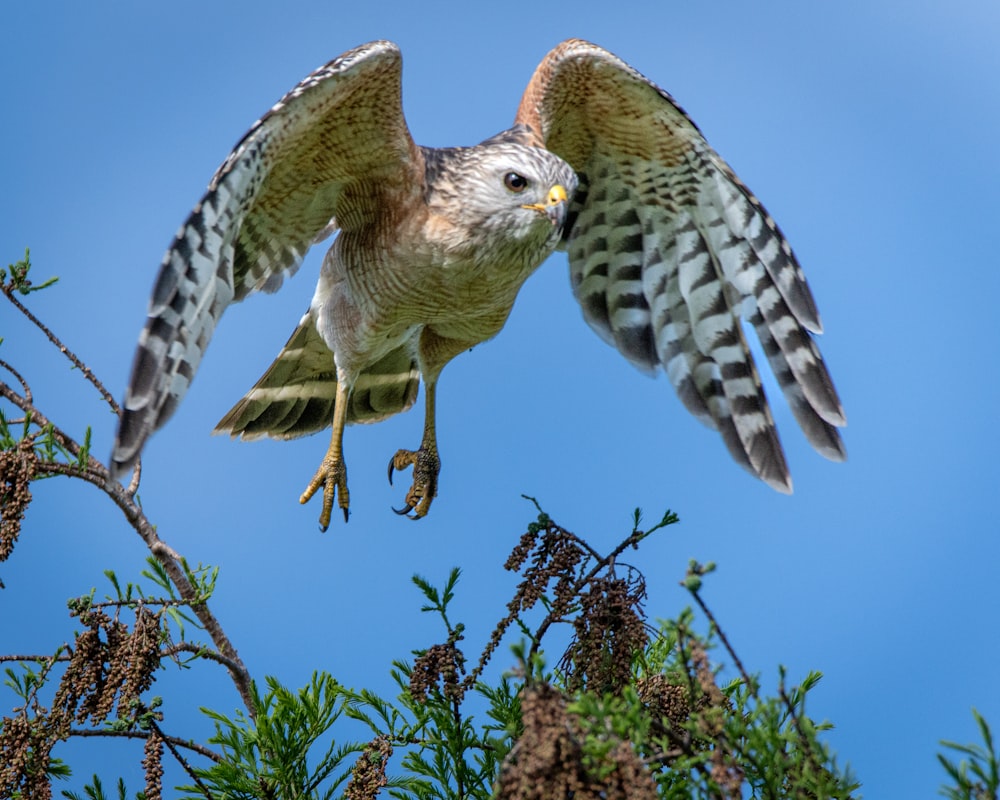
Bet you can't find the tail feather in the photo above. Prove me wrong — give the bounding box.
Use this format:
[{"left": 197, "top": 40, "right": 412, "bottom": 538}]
[{"left": 214, "top": 312, "right": 420, "bottom": 440}]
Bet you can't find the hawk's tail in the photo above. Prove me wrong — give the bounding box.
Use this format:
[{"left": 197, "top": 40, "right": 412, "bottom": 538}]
[{"left": 214, "top": 312, "right": 420, "bottom": 440}]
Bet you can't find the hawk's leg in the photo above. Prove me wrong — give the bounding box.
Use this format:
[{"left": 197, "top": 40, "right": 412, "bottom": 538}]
[
  {"left": 388, "top": 377, "right": 440, "bottom": 519},
  {"left": 300, "top": 381, "right": 351, "bottom": 530}
]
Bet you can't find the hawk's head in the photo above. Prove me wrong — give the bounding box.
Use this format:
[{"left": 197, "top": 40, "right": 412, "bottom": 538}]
[{"left": 425, "top": 138, "right": 577, "bottom": 261}]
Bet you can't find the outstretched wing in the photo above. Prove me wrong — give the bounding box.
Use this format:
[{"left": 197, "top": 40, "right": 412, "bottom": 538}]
[
  {"left": 111, "top": 40, "right": 424, "bottom": 478},
  {"left": 516, "top": 39, "right": 846, "bottom": 492}
]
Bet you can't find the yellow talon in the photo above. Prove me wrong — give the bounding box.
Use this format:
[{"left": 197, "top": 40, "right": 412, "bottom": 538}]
[
  {"left": 300, "top": 453, "right": 350, "bottom": 531},
  {"left": 300, "top": 380, "right": 352, "bottom": 530}
]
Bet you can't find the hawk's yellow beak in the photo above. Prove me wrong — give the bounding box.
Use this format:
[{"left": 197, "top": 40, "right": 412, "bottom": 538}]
[{"left": 521, "top": 184, "right": 569, "bottom": 214}]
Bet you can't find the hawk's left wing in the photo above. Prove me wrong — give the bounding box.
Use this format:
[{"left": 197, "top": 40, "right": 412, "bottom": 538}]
[{"left": 516, "top": 39, "right": 845, "bottom": 492}]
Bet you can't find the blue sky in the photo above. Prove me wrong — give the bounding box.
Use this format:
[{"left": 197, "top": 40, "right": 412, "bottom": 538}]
[{"left": 3, "top": 1, "right": 999, "bottom": 796}]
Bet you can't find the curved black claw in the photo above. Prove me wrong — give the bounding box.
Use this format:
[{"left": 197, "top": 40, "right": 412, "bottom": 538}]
[
  {"left": 320, "top": 507, "right": 349, "bottom": 531},
  {"left": 387, "top": 446, "right": 438, "bottom": 519}
]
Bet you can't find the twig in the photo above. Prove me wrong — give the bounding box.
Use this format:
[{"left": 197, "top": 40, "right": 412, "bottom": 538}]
[
  {"left": 0, "top": 653, "right": 71, "bottom": 664},
  {"left": 687, "top": 586, "right": 753, "bottom": 690},
  {"left": 166, "top": 641, "right": 251, "bottom": 675},
  {"left": 0, "top": 643, "right": 246, "bottom": 682},
  {"left": 0, "top": 359, "right": 32, "bottom": 406},
  {"left": 69, "top": 726, "right": 221, "bottom": 762},
  {"left": 151, "top": 717, "right": 220, "bottom": 794},
  {"left": 1, "top": 282, "right": 119, "bottom": 412},
  {"left": 106, "top": 471, "right": 256, "bottom": 716},
  {"left": 777, "top": 677, "right": 822, "bottom": 773},
  {"left": 689, "top": 583, "right": 828, "bottom": 791},
  {"left": 0, "top": 382, "right": 91, "bottom": 468}
]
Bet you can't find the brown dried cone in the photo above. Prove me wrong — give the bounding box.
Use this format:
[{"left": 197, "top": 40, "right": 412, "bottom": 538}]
[
  {"left": 409, "top": 629, "right": 466, "bottom": 703},
  {"left": 475, "top": 518, "right": 588, "bottom": 686},
  {"left": 691, "top": 641, "right": 728, "bottom": 718},
  {"left": 636, "top": 673, "right": 693, "bottom": 728},
  {"left": 495, "top": 683, "right": 657, "bottom": 800},
  {"left": 563, "top": 576, "right": 648, "bottom": 694},
  {"left": 0, "top": 438, "right": 35, "bottom": 562},
  {"left": 0, "top": 713, "right": 55, "bottom": 800},
  {"left": 0, "top": 605, "right": 164, "bottom": 798},
  {"left": 119, "top": 607, "right": 163, "bottom": 711},
  {"left": 640, "top": 642, "right": 745, "bottom": 796},
  {"left": 143, "top": 727, "right": 164, "bottom": 800},
  {"left": 345, "top": 734, "right": 393, "bottom": 800},
  {"left": 52, "top": 611, "right": 111, "bottom": 726},
  {"left": 90, "top": 618, "right": 130, "bottom": 723},
  {"left": 504, "top": 522, "right": 586, "bottom": 617}
]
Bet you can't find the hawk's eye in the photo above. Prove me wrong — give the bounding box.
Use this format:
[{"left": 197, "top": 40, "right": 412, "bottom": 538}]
[{"left": 503, "top": 172, "right": 529, "bottom": 193}]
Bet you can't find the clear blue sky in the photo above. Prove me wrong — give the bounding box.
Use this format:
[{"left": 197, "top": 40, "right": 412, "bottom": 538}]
[{"left": 3, "top": 2, "right": 998, "bottom": 796}]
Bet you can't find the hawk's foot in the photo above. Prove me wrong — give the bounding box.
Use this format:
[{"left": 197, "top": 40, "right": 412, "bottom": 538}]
[
  {"left": 300, "top": 453, "right": 350, "bottom": 531},
  {"left": 387, "top": 446, "right": 440, "bottom": 519}
]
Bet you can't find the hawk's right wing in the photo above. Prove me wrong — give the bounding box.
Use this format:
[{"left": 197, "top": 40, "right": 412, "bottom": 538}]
[{"left": 111, "top": 41, "right": 424, "bottom": 479}]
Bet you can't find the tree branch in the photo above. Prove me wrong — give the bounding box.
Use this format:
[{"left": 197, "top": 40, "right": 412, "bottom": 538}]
[
  {"left": 69, "top": 726, "right": 221, "bottom": 762},
  {"left": 1, "top": 282, "right": 119, "bottom": 412},
  {"left": 1, "top": 291, "right": 256, "bottom": 718}
]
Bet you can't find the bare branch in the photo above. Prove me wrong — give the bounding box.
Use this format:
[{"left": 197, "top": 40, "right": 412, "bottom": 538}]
[
  {"left": 2, "top": 281, "right": 119, "bottom": 412},
  {"left": 0, "top": 653, "right": 72, "bottom": 664},
  {"left": 166, "top": 641, "right": 251, "bottom": 676},
  {"left": 102, "top": 471, "right": 256, "bottom": 716},
  {"left": 0, "top": 359, "right": 32, "bottom": 406},
  {"left": 0, "top": 642, "right": 247, "bottom": 682},
  {"left": 687, "top": 584, "right": 752, "bottom": 690},
  {"left": 69, "top": 726, "right": 222, "bottom": 762}
]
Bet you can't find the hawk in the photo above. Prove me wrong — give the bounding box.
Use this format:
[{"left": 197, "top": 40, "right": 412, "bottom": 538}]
[{"left": 111, "top": 39, "right": 846, "bottom": 529}]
